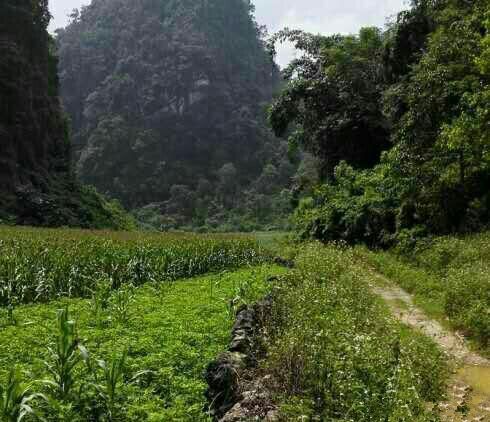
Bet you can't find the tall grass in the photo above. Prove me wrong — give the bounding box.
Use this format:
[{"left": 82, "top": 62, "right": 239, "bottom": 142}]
[{"left": 265, "top": 243, "right": 448, "bottom": 421}]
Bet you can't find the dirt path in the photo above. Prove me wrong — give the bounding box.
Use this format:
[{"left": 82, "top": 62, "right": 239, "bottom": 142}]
[{"left": 369, "top": 270, "right": 490, "bottom": 421}]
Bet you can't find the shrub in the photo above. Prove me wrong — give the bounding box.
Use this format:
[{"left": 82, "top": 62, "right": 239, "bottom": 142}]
[
  {"left": 294, "top": 158, "right": 490, "bottom": 248},
  {"left": 293, "top": 161, "right": 399, "bottom": 246}
]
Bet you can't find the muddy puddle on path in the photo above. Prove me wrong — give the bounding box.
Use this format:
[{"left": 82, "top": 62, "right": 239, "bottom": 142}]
[
  {"left": 369, "top": 270, "right": 490, "bottom": 421},
  {"left": 439, "top": 365, "right": 490, "bottom": 421},
  {"left": 457, "top": 366, "right": 490, "bottom": 416}
]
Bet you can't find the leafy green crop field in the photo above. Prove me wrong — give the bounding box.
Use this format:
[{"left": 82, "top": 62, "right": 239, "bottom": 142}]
[
  {"left": 0, "top": 263, "right": 285, "bottom": 420},
  {"left": 0, "top": 226, "right": 282, "bottom": 420},
  {"left": 359, "top": 232, "right": 490, "bottom": 352}
]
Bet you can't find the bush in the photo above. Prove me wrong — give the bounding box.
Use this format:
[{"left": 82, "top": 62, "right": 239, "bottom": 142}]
[
  {"left": 293, "top": 159, "right": 490, "bottom": 248},
  {"left": 293, "top": 161, "right": 399, "bottom": 246}
]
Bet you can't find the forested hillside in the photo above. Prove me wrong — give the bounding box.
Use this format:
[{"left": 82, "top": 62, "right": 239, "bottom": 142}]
[
  {"left": 57, "top": 0, "right": 297, "bottom": 231},
  {"left": 0, "top": 0, "right": 134, "bottom": 229},
  {"left": 269, "top": 0, "right": 489, "bottom": 245}
]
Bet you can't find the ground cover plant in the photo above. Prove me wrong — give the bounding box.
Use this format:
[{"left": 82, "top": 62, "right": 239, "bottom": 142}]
[
  {"left": 360, "top": 231, "right": 490, "bottom": 352},
  {"left": 0, "top": 226, "right": 269, "bottom": 310},
  {"left": 264, "top": 243, "right": 448, "bottom": 421},
  {"left": 0, "top": 264, "right": 286, "bottom": 420}
]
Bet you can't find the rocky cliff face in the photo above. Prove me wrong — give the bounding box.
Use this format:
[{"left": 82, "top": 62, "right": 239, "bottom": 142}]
[
  {"left": 56, "top": 0, "right": 287, "bottom": 213},
  {"left": 0, "top": 1, "right": 134, "bottom": 228},
  {"left": 0, "top": 1, "right": 70, "bottom": 207}
]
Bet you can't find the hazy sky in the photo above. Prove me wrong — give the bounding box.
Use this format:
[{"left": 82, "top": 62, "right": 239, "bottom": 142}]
[{"left": 48, "top": 0, "right": 409, "bottom": 67}]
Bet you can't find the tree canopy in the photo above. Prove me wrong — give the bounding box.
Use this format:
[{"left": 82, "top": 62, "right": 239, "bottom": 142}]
[
  {"left": 268, "top": 27, "right": 390, "bottom": 179},
  {"left": 269, "top": 0, "right": 490, "bottom": 245}
]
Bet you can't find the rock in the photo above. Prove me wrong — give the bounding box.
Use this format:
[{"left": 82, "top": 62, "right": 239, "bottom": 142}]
[
  {"left": 207, "top": 296, "right": 277, "bottom": 421},
  {"left": 205, "top": 352, "right": 247, "bottom": 419},
  {"left": 230, "top": 308, "right": 256, "bottom": 353},
  {"left": 219, "top": 403, "right": 245, "bottom": 421},
  {"left": 273, "top": 256, "right": 295, "bottom": 268},
  {"left": 230, "top": 329, "right": 253, "bottom": 354},
  {"left": 233, "top": 308, "right": 255, "bottom": 331},
  {"left": 265, "top": 410, "right": 279, "bottom": 421}
]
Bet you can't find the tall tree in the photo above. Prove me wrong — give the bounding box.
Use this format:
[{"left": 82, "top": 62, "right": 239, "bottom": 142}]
[{"left": 268, "top": 27, "right": 390, "bottom": 179}]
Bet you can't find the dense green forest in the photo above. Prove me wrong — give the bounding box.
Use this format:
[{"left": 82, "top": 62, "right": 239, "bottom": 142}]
[
  {"left": 269, "top": 0, "right": 489, "bottom": 246},
  {"left": 56, "top": 0, "right": 298, "bottom": 232},
  {"left": 0, "top": 0, "right": 134, "bottom": 229}
]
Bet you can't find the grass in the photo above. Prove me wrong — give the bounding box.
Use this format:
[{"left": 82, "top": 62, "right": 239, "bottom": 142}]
[
  {"left": 263, "top": 243, "right": 449, "bottom": 421},
  {"left": 0, "top": 264, "right": 287, "bottom": 421},
  {"left": 252, "top": 231, "right": 290, "bottom": 249},
  {"left": 0, "top": 226, "right": 463, "bottom": 420},
  {"left": 359, "top": 231, "right": 490, "bottom": 352}
]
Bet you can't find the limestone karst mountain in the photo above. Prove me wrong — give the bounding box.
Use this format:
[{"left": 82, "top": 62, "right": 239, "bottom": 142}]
[{"left": 57, "top": 0, "right": 295, "bottom": 229}]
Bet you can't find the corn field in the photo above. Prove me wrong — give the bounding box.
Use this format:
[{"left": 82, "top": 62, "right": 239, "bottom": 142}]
[{"left": 0, "top": 227, "right": 269, "bottom": 305}]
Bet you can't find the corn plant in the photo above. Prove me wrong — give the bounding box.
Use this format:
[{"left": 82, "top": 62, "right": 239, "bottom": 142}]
[
  {"left": 90, "top": 277, "right": 113, "bottom": 327},
  {"left": 0, "top": 368, "right": 45, "bottom": 421},
  {"left": 43, "top": 308, "right": 88, "bottom": 399},
  {"left": 0, "top": 228, "right": 268, "bottom": 305},
  {"left": 92, "top": 351, "right": 127, "bottom": 419},
  {"left": 235, "top": 278, "right": 254, "bottom": 303},
  {"left": 224, "top": 278, "right": 254, "bottom": 318},
  {"left": 0, "top": 280, "right": 20, "bottom": 326},
  {"left": 82, "top": 350, "right": 150, "bottom": 420},
  {"left": 4, "top": 301, "right": 17, "bottom": 326},
  {"left": 109, "top": 285, "right": 135, "bottom": 324},
  {"left": 92, "top": 278, "right": 112, "bottom": 311},
  {"left": 151, "top": 279, "right": 174, "bottom": 304},
  {"left": 225, "top": 296, "right": 243, "bottom": 320}
]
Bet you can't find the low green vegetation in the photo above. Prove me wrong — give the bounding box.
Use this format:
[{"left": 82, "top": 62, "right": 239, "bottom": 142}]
[
  {"left": 361, "top": 232, "right": 490, "bottom": 351},
  {"left": 0, "top": 226, "right": 268, "bottom": 309},
  {"left": 0, "top": 227, "right": 279, "bottom": 420},
  {"left": 265, "top": 243, "right": 448, "bottom": 421},
  {"left": 0, "top": 265, "right": 285, "bottom": 420}
]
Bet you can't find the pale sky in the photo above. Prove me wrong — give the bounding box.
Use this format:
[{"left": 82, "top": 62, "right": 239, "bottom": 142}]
[{"left": 48, "top": 0, "right": 409, "bottom": 67}]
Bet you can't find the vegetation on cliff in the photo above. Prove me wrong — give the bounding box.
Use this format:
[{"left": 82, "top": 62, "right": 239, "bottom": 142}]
[
  {"left": 56, "top": 0, "right": 297, "bottom": 231},
  {"left": 0, "top": 0, "right": 134, "bottom": 229}
]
